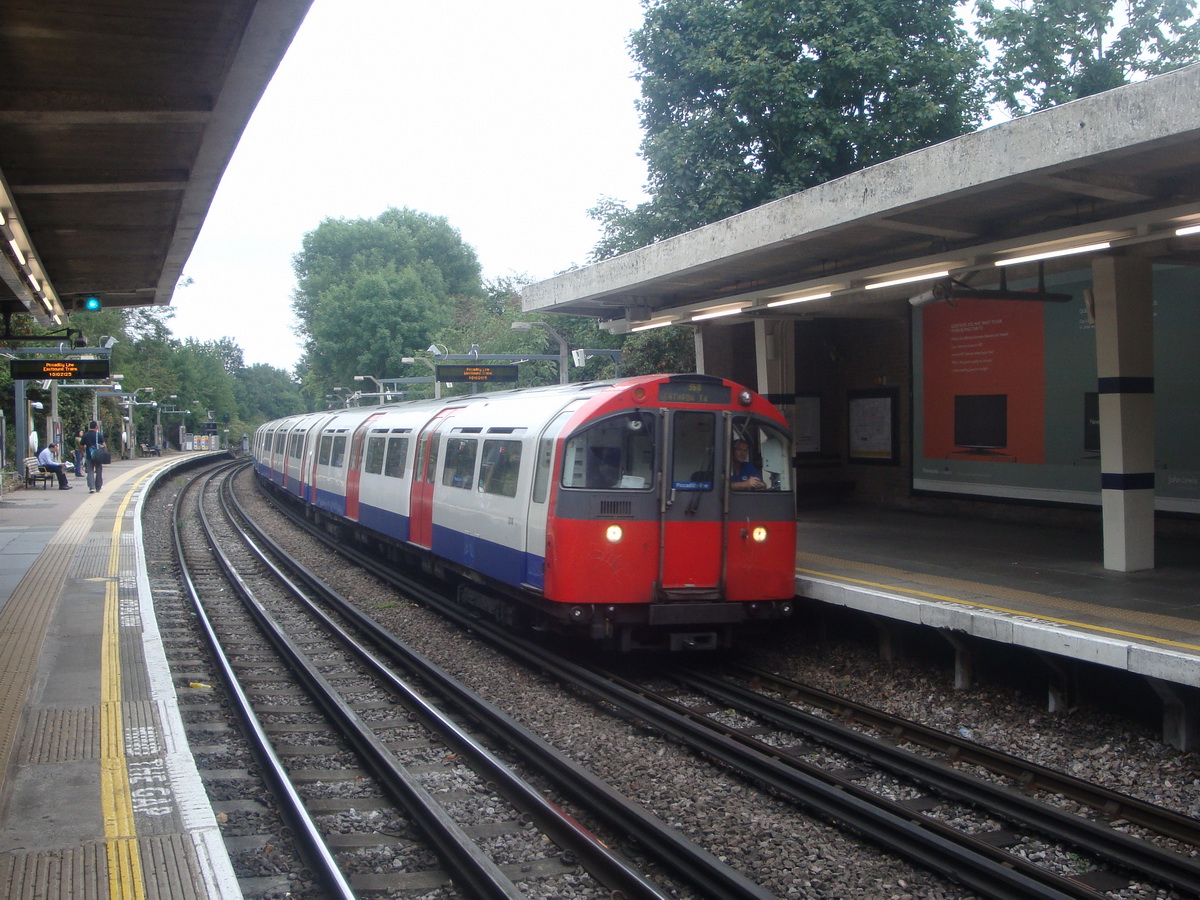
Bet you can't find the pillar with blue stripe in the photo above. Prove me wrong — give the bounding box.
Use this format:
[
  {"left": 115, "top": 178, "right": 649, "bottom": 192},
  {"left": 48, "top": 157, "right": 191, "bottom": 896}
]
[{"left": 1092, "top": 254, "right": 1155, "bottom": 572}]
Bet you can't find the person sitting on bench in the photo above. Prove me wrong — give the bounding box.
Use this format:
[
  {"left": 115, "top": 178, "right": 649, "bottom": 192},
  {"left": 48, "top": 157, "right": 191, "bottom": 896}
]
[{"left": 37, "top": 442, "right": 72, "bottom": 490}]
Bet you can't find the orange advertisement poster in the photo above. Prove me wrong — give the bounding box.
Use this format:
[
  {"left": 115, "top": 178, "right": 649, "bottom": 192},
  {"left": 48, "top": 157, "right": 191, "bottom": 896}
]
[{"left": 922, "top": 298, "right": 1045, "bottom": 463}]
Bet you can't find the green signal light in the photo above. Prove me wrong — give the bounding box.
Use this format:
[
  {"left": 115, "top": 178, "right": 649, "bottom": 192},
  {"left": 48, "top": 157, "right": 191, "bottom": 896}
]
[{"left": 84, "top": 295, "right": 101, "bottom": 311}]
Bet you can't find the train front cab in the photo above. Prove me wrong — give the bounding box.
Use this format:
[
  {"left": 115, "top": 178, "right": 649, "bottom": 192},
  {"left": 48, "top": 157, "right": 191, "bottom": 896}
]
[{"left": 546, "top": 381, "right": 797, "bottom": 650}]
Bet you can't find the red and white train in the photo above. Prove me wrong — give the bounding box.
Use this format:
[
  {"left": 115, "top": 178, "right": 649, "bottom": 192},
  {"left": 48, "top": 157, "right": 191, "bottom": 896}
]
[{"left": 253, "top": 374, "right": 797, "bottom": 650}]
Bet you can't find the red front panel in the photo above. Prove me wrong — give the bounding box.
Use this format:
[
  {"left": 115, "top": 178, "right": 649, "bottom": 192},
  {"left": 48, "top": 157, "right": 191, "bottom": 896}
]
[
  {"left": 723, "top": 520, "right": 797, "bottom": 601},
  {"left": 545, "top": 519, "right": 660, "bottom": 604},
  {"left": 661, "top": 520, "right": 722, "bottom": 589}
]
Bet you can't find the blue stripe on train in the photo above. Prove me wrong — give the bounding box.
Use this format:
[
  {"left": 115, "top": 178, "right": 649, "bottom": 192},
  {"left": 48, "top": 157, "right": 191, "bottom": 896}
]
[{"left": 358, "top": 503, "right": 410, "bottom": 542}]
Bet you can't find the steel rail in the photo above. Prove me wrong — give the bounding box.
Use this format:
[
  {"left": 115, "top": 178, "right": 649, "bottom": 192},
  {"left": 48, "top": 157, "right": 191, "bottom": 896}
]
[
  {"left": 220, "top": 476, "right": 676, "bottom": 900},
  {"left": 172, "top": 463, "right": 356, "bottom": 899},
  {"left": 243, "top": 478, "right": 781, "bottom": 900},
  {"left": 730, "top": 662, "right": 1200, "bottom": 849},
  {"left": 206, "top": 471, "right": 527, "bottom": 900},
  {"left": 672, "top": 666, "right": 1200, "bottom": 896}
]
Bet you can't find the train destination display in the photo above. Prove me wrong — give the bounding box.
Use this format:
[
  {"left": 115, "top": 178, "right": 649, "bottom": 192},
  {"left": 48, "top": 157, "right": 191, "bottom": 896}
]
[{"left": 10, "top": 358, "right": 111, "bottom": 380}]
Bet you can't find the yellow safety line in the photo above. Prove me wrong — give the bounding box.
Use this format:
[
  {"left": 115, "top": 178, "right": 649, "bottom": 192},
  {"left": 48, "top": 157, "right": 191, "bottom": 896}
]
[
  {"left": 796, "top": 566, "right": 1200, "bottom": 653},
  {"left": 99, "top": 477, "right": 156, "bottom": 900}
]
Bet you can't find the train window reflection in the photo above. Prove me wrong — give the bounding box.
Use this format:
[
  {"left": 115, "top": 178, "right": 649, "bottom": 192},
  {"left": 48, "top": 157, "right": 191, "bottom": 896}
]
[
  {"left": 384, "top": 437, "right": 408, "bottom": 478},
  {"left": 318, "top": 435, "right": 333, "bottom": 466},
  {"left": 443, "top": 438, "right": 477, "bottom": 489},
  {"left": 562, "top": 413, "right": 655, "bottom": 490},
  {"left": 365, "top": 436, "right": 386, "bottom": 474},
  {"left": 330, "top": 435, "right": 347, "bottom": 468},
  {"left": 480, "top": 440, "right": 521, "bottom": 497}
]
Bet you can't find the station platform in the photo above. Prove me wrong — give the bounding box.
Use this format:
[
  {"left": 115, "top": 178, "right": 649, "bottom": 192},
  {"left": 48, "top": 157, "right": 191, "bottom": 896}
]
[
  {"left": 0, "top": 454, "right": 238, "bottom": 900},
  {"left": 793, "top": 504, "right": 1200, "bottom": 745}
]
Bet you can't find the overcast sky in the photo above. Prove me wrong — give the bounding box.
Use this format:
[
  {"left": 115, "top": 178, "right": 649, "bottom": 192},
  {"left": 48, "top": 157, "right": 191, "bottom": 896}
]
[{"left": 169, "top": 0, "right": 649, "bottom": 370}]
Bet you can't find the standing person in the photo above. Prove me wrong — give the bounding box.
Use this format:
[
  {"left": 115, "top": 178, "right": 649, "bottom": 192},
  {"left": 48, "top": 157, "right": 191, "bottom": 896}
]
[
  {"left": 73, "top": 430, "right": 85, "bottom": 477},
  {"left": 81, "top": 420, "right": 107, "bottom": 494},
  {"left": 37, "top": 442, "right": 72, "bottom": 490}
]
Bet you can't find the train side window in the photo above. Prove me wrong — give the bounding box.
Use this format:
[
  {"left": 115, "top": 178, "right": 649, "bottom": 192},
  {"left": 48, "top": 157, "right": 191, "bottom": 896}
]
[
  {"left": 479, "top": 440, "right": 521, "bottom": 498},
  {"left": 318, "top": 434, "right": 333, "bottom": 466},
  {"left": 384, "top": 437, "right": 408, "bottom": 478},
  {"left": 289, "top": 432, "right": 303, "bottom": 458},
  {"left": 365, "top": 436, "right": 386, "bottom": 474},
  {"left": 562, "top": 412, "right": 656, "bottom": 490},
  {"left": 273, "top": 430, "right": 285, "bottom": 453},
  {"left": 330, "top": 435, "right": 347, "bottom": 468},
  {"left": 443, "top": 438, "right": 477, "bottom": 489}
]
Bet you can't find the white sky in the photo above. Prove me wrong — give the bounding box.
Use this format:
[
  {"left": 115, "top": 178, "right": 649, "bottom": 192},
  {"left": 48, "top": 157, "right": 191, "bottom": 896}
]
[{"left": 169, "top": 0, "right": 649, "bottom": 371}]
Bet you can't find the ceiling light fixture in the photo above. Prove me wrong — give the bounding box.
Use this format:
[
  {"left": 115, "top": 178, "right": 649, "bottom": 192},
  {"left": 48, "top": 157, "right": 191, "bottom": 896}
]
[
  {"left": 865, "top": 270, "right": 950, "bottom": 291},
  {"left": 994, "top": 241, "right": 1111, "bottom": 267},
  {"left": 1176, "top": 223, "right": 1200, "bottom": 237},
  {"left": 630, "top": 318, "right": 675, "bottom": 332},
  {"left": 767, "top": 291, "right": 832, "bottom": 308},
  {"left": 692, "top": 306, "right": 746, "bottom": 321}
]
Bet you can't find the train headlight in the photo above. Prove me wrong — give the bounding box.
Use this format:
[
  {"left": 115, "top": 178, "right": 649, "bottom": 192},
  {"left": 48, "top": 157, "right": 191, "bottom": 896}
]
[
  {"left": 737, "top": 389, "right": 753, "bottom": 407},
  {"left": 605, "top": 524, "right": 623, "bottom": 543},
  {"left": 751, "top": 526, "right": 768, "bottom": 543}
]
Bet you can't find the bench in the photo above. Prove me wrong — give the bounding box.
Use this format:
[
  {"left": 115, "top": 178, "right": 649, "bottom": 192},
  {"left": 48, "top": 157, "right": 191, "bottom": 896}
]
[
  {"left": 24, "top": 457, "right": 53, "bottom": 489},
  {"left": 140, "top": 443, "right": 162, "bottom": 457}
]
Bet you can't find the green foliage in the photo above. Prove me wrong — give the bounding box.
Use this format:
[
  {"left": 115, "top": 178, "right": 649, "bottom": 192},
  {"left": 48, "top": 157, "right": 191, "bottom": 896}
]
[
  {"left": 976, "top": 0, "right": 1200, "bottom": 115},
  {"left": 592, "top": 0, "right": 986, "bottom": 256},
  {"left": 620, "top": 326, "right": 696, "bottom": 375},
  {"left": 291, "top": 207, "right": 483, "bottom": 404}
]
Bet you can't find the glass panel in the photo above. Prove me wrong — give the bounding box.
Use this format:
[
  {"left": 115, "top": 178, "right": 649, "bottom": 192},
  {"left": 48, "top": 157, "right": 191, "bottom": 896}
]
[
  {"left": 672, "top": 411, "right": 715, "bottom": 490},
  {"left": 318, "top": 434, "right": 332, "bottom": 465},
  {"left": 384, "top": 437, "right": 408, "bottom": 478},
  {"left": 330, "top": 435, "right": 347, "bottom": 468},
  {"left": 424, "top": 437, "right": 440, "bottom": 483},
  {"left": 480, "top": 440, "right": 521, "bottom": 497},
  {"left": 365, "top": 436, "right": 386, "bottom": 474},
  {"left": 562, "top": 412, "right": 656, "bottom": 490},
  {"left": 442, "top": 438, "right": 477, "bottom": 489},
  {"left": 730, "top": 416, "right": 793, "bottom": 491}
]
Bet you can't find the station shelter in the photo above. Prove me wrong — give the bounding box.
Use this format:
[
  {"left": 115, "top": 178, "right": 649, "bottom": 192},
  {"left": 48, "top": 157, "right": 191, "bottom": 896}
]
[{"left": 522, "top": 64, "right": 1200, "bottom": 577}]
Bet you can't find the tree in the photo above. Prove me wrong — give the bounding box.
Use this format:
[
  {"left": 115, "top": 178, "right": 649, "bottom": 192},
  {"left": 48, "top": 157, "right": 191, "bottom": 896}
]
[
  {"left": 976, "top": 0, "right": 1200, "bottom": 115},
  {"left": 592, "top": 0, "right": 986, "bottom": 257},
  {"left": 291, "top": 207, "right": 482, "bottom": 402},
  {"left": 234, "top": 364, "right": 305, "bottom": 426}
]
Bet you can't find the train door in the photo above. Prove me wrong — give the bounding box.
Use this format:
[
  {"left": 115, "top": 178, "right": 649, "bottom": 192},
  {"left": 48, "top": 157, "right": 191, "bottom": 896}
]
[
  {"left": 345, "top": 412, "right": 386, "bottom": 521},
  {"left": 659, "top": 410, "right": 725, "bottom": 596},
  {"left": 409, "top": 407, "right": 459, "bottom": 548}
]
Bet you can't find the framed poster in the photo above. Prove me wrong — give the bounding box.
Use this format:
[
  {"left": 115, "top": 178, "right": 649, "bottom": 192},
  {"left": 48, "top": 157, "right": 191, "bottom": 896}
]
[{"left": 848, "top": 388, "right": 898, "bottom": 464}]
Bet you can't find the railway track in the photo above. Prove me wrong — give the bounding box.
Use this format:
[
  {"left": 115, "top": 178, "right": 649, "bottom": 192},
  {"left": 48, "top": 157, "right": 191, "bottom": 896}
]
[
  {"left": 242, "top": 465, "right": 1200, "bottom": 900},
  {"left": 162, "top": 459, "right": 781, "bottom": 898}
]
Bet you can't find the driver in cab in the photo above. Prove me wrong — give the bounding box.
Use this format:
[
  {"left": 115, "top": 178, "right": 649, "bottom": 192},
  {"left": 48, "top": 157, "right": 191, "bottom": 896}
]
[{"left": 730, "top": 440, "right": 765, "bottom": 490}]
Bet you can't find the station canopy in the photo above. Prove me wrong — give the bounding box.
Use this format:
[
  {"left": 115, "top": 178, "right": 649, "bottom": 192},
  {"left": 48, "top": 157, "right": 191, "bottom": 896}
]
[
  {"left": 0, "top": 0, "right": 313, "bottom": 331},
  {"left": 522, "top": 64, "right": 1200, "bottom": 331}
]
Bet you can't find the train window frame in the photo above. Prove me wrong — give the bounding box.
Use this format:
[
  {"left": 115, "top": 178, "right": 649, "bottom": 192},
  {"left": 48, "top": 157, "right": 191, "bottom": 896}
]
[
  {"left": 318, "top": 434, "right": 333, "bottom": 466},
  {"left": 729, "top": 415, "right": 794, "bottom": 492},
  {"left": 384, "top": 436, "right": 408, "bottom": 478},
  {"left": 671, "top": 411, "right": 716, "bottom": 491},
  {"left": 561, "top": 411, "right": 656, "bottom": 491},
  {"left": 330, "top": 434, "right": 348, "bottom": 468},
  {"left": 442, "top": 437, "right": 478, "bottom": 490},
  {"left": 479, "top": 439, "right": 522, "bottom": 498},
  {"left": 365, "top": 436, "right": 386, "bottom": 474}
]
